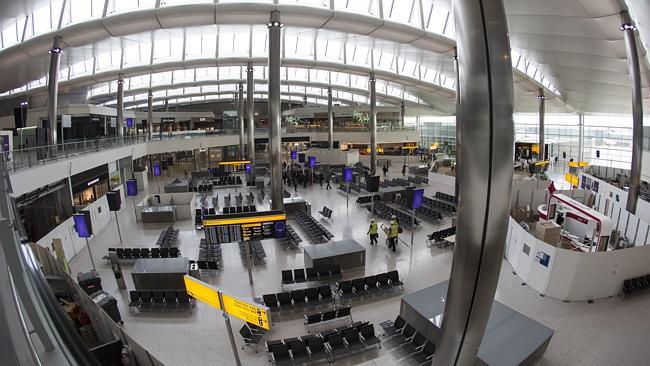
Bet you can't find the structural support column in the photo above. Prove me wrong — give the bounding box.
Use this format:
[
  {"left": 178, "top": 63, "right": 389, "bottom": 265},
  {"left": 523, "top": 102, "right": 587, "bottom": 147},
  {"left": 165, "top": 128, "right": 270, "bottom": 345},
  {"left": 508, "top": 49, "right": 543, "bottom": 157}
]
[
  {"left": 238, "top": 82, "right": 245, "bottom": 160},
  {"left": 621, "top": 11, "right": 644, "bottom": 215},
  {"left": 578, "top": 113, "right": 584, "bottom": 163},
  {"left": 453, "top": 48, "right": 460, "bottom": 199},
  {"left": 434, "top": 0, "right": 514, "bottom": 365},
  {"left": 147, "top": 90, "right": 153, "bottom": 141},
  {"left": 538, "top": 88, "right": 545, "bottom": 161},
  {"left": 47, "top": 36, "right": 62, "bottom": 150},
  {"left": 116, "top": 74, "right": 124, "bottom": 138},
  {"left": 400, "top": 101, "right": 405, "bottom": 127},
  {"left": 247, "top": 62, "right": 256, "bottom": 179},
  {"left": 268, "top": 11, "right": 284, "bottom": 210},
  {"left": 369, "top": 72, "right": 377, "bottom": 175},
  {"left": 327, "top": 87, "right": 334, "bottom": 150}
]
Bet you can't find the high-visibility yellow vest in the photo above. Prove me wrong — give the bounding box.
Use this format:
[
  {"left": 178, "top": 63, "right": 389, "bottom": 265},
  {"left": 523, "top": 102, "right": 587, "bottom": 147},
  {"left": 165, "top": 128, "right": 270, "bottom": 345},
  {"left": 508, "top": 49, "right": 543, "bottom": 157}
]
[
  {"left": 389, "top": 221, "right": 399, "bottom": 238},
  {"left": 368, "top": 222, "right": 378, "bottom": 235}
]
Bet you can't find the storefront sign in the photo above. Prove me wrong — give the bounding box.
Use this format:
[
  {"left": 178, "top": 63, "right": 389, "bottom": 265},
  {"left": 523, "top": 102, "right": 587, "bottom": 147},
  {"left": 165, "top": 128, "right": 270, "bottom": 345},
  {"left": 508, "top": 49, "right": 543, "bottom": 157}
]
[{"left": 86, "top": 178, "right": 100, "bottom": 187}]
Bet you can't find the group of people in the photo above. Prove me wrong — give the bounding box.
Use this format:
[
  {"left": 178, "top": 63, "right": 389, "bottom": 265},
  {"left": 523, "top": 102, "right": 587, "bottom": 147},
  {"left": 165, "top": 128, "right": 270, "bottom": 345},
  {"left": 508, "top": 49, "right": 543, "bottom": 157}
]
[
  {"left": 282, "top": 161, "right": 333, "bottom": 192},
  {"left": 366, "top": 215, "right": 400, "bottom": 252}
]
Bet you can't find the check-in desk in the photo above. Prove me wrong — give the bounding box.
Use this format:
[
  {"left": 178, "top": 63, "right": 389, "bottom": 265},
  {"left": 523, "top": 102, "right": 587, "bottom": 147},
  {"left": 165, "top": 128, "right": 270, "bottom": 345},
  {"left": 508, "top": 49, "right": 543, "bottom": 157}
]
[
  {"left": 141, "top": 206, "right": 177, "bottom": 223},
  {"left": 131, "top": 258, "right": 189, "bottom": 291},
  {"left": 408, "top": 165, "right": 429, "bottom": 176},
  {"left": 400, "top": 281, "right": 553, "bottom": 365},
  {"left": 378, "top": 186, "right": 405, "bottom": 202},
  {"left": 303, "top": 239, "right": 366, "bottom": 269}
]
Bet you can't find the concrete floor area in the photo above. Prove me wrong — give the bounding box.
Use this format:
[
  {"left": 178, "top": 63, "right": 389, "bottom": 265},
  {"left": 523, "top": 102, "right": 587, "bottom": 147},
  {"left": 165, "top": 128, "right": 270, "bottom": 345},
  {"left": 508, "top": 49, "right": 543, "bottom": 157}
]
[{"left": 68, "top": 166, "right": 650, "bottom": 366}]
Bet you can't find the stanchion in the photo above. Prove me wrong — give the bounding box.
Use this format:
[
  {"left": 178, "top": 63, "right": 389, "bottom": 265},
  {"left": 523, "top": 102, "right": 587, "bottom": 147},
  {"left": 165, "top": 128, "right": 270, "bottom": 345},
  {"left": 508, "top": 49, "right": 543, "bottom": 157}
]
[
  {"left": 218, "top": 291, "right": 242, "bottom": 366},
  {"left": 245, "top": 240, "right": 254, "bottom": 285},
  {"left": 85, "top": 237, "right": 96, "bottom": 271},
  {"left": 114, "top": 211, "right": 123, "bottom": 244},
  {"left": 409, "top": 208, "right": 416, "bottom": 264}
]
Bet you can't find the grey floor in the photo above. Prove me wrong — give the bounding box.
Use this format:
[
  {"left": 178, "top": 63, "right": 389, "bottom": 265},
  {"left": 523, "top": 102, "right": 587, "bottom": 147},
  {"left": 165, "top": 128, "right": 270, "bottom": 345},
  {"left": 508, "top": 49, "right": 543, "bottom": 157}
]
[{"left": 68, "top": 166, "right": 650, "bottom": 366}]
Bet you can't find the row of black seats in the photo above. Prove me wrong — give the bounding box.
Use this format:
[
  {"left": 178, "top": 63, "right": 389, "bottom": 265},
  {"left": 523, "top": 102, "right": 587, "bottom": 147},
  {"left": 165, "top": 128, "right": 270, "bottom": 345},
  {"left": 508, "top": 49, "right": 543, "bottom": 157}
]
[
  {"left": 304, "top": 305, "right": 352, "bottom": 328},
  {"left": 213, "top": 176, "right": 242, "bottom": 186},
  {"left": 336, "top": 270, "right": 404, "bottom": 298},
  {"left": 108, "top": 247, "right": 180, "bottom": 260},
  {"left": 222, "top": 205, "right": 257, "bottom": 214},
  {"left": 263, "top": 285, "right": 334, "bottom": 312},
  {"left": 190, "top": 183, "right": 213, "bottom": 192},
  {"left": 280, "top": 225, "right": 303, "bottom": 250},
  {"left": 435, "top": 191, "right": 458, "bottom": 204},
  {"left": 380, "top": 315, "right": 436, "bottom": 365},
  {"left": 189, "top": 259, "right": 220, "bottom": 271},
  {"left": 427, "top": 227, "right": 457, "bottom": 244},
  {"left": 398, "top": 198, "right": 443, "bottom": 222},
  {"left": 408, "top": 176, "right": 429, "bottom": 185},
  {"left": 355, "top": 195, "right": 380, "bottom": 205},
  {"left": 388, "top": 177, "right": 411, "bottom": 187},
  {"left": 156, "top": 227, "right": 179, "bottom": 248},
  {"left": 423, "top": 196, "right": 456, "bottom": 213},
  {"left": 368, "top": 202, "right": 419, "bottom": 228},
  {"left": 318, "top": 206, "right": 333, "bottom": 219},
  {"left": 128, "top": 290, "right": 193, "bottom": 313},
  {"left": 281, "top": 264, "right": 342, "bottom": 286},
  {"left": 295, "top": 211, "right": 334, "bottom": 243},
  {"left": 623, "top": 274, "right": 650, "bottom": 296},
  {"left": 240, "top": 240, "right": 266, "bottom": 265},
  {"left": 198, "top": 238, "right": 222, "bottom": 263},
  {"left": 266, "top": 321, "right": 380, "bottom": 364}
]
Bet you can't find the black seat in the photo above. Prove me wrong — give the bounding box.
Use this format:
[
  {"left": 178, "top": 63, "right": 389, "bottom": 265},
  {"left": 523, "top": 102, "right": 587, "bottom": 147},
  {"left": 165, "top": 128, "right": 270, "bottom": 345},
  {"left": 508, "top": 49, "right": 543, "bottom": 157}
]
[
  {"left": 412, "top": 341, "right": 436, "bottom": 364},
  {"left": 376, "top": 272, "right": 392, "bottom": 290},
  {"left": 305, "top": 337, "right": 328, "bottom": 362},
  {"left": 288, "top": 340, "right": 309, "bottom": 363},
  {"left": 239, "top": 324, "right": 263, "bottom": 351},
  {"left": 291, "top": 289, "right": 306, "bottom": 306},
  {"left": 402, "top": 332, "right": 427, "bottom": 354},
  {"left": 360, "top": 324, "right": 381, "bottom": 348},
  {"left": 337, "top": 280, "right": 354, "bottom": 297},
  {"left": 128, "top": 291, "right": 140, "bottom": 311},
  {"left": 316, "top": 266, "right": 331, "bottom": 277},
  {"left": 321, "top": 309, "right": 336, "bottom": 322},
  {"left": 277, "top": 292, "right": 293, "bottom": 310},
  {"left": 336, "top": 306, "right": 352, "bottom": 320},
  {"left": 263, "top": 294, "right": 279, "bottom": 311},
  {"left": 305, "top": 267, "right": 318, "bottom": 281},
  {"left": 293, "top": 268, "right": 306, "bottom": 283},
  {"left": 281, "top": 270, "right": 294, "bottom": 285},
  {"left": 305, "top": 287, "right": 319, "bottom": 303},
  {"left": 387, "top": 270, "right": 404, "bottom": 289},
  {"left": 270, "top": 343, "right": 291, "bottom": 365},
  {"left": 380, "top": 315, "right": 407, "bottom": 337},
  {"left": 351, "top": 278, "right": 367, "bottom": 294},
  {"left": 343, "top": 328, "right": 364, "bottom": 352},
  {"left": 398, "top": 324, "right": 417, "bottom": 344},
  {"left": 304, "top": 313, "right": 322, "bottom": 326},
  {"left": 318, "top": 285, "right": 332, "bottom": 301},
  {"left": 152, "top": 291, "right": 165, "bottom": 308},
  {"left": 164, "top": 291, "right": 177, "bottom": 306},
  {"left": 324, "top": 332, "right": 347, "bottom": 360},
  {"left": 364, "top": 275, "right": 380, "bottom": 293}
]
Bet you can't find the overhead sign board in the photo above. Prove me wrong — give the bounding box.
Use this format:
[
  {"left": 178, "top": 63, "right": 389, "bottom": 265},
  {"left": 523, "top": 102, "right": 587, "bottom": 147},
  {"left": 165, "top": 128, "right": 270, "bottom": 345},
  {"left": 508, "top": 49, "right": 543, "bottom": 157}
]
[
  {"left": 221, "top": 292, "right": 270, "bottom": 330},
  {"left": 183, "top": 275, "right": 270, "bottom": 330},
  {"left": 183, "top": 275, "right": 222, "bottom": 310}
]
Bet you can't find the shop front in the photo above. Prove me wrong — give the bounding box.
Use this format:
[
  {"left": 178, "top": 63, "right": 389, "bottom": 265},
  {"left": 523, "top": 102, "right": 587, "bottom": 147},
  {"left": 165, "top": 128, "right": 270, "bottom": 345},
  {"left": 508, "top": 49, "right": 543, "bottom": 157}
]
[{"left": 71, "top": 165, "right": 109, "bottom": 208}]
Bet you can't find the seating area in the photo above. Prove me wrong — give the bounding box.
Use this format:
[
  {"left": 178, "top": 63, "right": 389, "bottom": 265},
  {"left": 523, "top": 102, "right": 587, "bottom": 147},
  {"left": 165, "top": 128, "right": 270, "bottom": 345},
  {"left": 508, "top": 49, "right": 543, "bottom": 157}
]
[
  {"left": 238, "top": 322, "right": 267, "bottom": 352},
  {"left": 435, "top": 191, "right": 458, "bottom": 205},
  {"left": 222, "top": 205, "right": 257, "bottom": 214},
  {"left": 318, "top": 206, "right": 333, "bottom": 220},
  {"left": 266, "top": 322, "right": 380, "bottom": 364},
  {"left": 367, "top": 202, "right": 419, "bottom": 228},
  {"left": 190, "top": 182, "right": 214, "bottom": 192},
  {"left": 398, "top": 198, "right": 443, "bottom": 222},
  {"left": 355, "top": 195, "right": 380, "bottom": 205},
  {"left": 304, "top": 305, "right": 352, "bottom": 330},
  {"left": 280, "top": 224, "right": 303, "bottom": 250},
  {"left": 423, "top": 196, "right": 456, "bottom": 214},
  {"left": 281, "top": 264, "right": 342, "bottom": 287},
  {"left": 337, "top": 182, "right": 363, "bottom": 194},
  {"left": 294, "top": 211, "right": 334, "bottom": 243},
  {"left": 198, "top": 238, "right": 222, "bottom": 264},
  {"left": 190, "top": 259, "right": 220, "bottom": 273},
  {"left": 408, "top": 176, "right": 429, "bottom": 185},
  {"left": 262, "top": 285, "right": 335, "bottom": 312},
  {"left": 336, "top": 270, "right": 404, "bottom": 299},
  {"left": 426, "top": 227, "right": 456, "bottom": 248},
  {"left": 240, "top": 240, "right": 266, "bottom": 265},
  {"left": 212, "top": 176, "right": 243, "bottom": 187},
  {"left": 108, "top": 247, "right": 181, "bottom": 261},
  {"left": 623, "top": 274, "right": 650, "bottom": 297},
  {"left": 156, "top": 226, "right": 179, "bottom": 248},
  {"left": 127, "top": 290, "right": 194, "bottom": 313},
  {"left": 379, "top": 315, "right": 436, "bottom": 365}
]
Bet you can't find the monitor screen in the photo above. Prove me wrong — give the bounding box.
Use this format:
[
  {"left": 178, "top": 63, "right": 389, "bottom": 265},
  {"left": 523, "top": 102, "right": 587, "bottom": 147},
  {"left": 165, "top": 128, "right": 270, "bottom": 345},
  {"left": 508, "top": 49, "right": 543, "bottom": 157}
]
[
  {"left": 309, "top": 156, "right": 316, "bottom": 168},
  {"left": 126, "top": 118, "right": 133, "bottom": 128},
  {"left": 412, "top": 188, "right": 424, "bottom": 210},
  {"left": 298, "top": 153, "right": 305, "bottom": 163},
  {"left": 152, "top": 162, "right": 161, "bottom": 177},
  {"left": 343, "top": 167, "right": 353, "bottom": 182},
  {"left": 126, "top": 179, "right": 138, "bottom": 196},
  {"left": 291, "top": 151, "right": 297, "bottom": 160},
  {"left": 73, "top": 213, "right": 92, "bottom": 238}
]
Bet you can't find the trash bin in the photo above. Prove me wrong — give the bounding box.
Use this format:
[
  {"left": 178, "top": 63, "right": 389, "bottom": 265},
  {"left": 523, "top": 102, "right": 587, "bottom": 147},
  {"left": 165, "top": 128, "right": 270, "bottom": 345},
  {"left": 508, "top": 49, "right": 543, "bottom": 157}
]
[
  {"left": 91, "top": 290, "right": 122, "bottom": 324},
  {"left": 77, "top": 271, "right": 102, "bottom": 295}
]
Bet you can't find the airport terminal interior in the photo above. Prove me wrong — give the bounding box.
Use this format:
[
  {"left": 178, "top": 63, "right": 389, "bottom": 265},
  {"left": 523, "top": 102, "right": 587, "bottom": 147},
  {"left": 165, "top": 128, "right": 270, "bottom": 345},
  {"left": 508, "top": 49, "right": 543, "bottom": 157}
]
[{"left": 1, "top": 0, "right": 650, "bottom": 365}]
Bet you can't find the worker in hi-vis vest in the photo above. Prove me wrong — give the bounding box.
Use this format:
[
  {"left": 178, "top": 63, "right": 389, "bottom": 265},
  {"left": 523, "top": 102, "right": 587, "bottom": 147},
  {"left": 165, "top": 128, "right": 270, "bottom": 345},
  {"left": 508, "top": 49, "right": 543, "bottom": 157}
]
[
  {"left": 367, "top": 219, "right": 378, "bottom": 246},
  {"left": 389, "top": 215, "right": 399, "bottom": 252}
]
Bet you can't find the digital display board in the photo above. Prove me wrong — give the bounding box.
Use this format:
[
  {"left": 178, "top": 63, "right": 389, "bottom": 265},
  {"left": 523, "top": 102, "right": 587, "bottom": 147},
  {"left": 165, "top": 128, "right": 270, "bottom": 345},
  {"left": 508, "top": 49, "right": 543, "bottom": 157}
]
[
  {"left": 298, "top": 153, "right": 305, "bottom": 163},
  {"left": 343, "top": 167, "right": 353, "bottom": 182},
  {"left": 152, "top": 162, "right": 161, "bottom": 177},
  {"left": 73, "top": 212, "right": 92, "bottom": 238},
  {"left": 126, "top": 118, "right": 133, "bottom": 128},
  {"left": 291, "top": 151, "right": 297, "bottom": 160},
  {"left": 203, "top": 211, "right": 287, "bottom": 243},
  {"left": 245, "top": 164, "right": 251, "bottom": 173},
  {"left": 126, "top": 179, "right": 138, "bottom": 196},
  {"left": 308, "top": 156, "right": 316, "bottom": 168},
  {"left": 412, "top": 188, "right": 424, "bottom": 210}
]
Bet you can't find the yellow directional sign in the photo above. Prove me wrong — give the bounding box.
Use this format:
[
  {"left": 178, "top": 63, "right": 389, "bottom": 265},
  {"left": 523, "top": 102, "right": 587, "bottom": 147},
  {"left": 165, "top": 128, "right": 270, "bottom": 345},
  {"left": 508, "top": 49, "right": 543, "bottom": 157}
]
[
  {"left": 221, "top": 292, "right": 271, "bottom": 330},
  {"left": 183, "top": 275, "right": 221, "bottom": 310}
]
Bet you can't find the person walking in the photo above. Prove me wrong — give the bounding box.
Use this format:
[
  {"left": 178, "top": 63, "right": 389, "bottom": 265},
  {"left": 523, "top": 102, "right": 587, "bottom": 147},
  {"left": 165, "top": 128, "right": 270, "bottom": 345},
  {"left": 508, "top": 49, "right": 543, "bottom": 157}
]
[
  {"left": 367, "top": 219, "right": 378, "bottom": 246},
  {"left": 401, "top": 164, "right": 406, "bottom": 177},
  {"left": 319, "top": 173, "right": 324, "bottom": 187},
  {"left": 293, "top": 177, "right": 298, "bottom": 193},
  {"left": 382, "top": 164, "right": 388, "bottom": 179},
  {"left": 388, "top": 215, "right": 399, "bottom": 252},
  {"left": 325, "top": 174, "right": 331, "bottom": 190}
]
